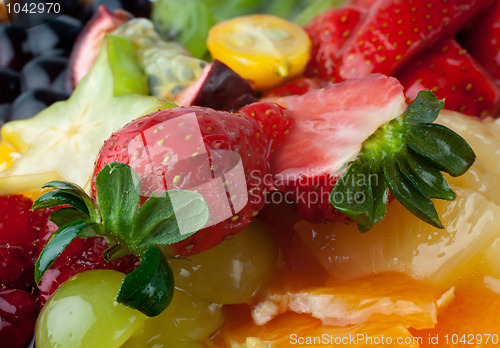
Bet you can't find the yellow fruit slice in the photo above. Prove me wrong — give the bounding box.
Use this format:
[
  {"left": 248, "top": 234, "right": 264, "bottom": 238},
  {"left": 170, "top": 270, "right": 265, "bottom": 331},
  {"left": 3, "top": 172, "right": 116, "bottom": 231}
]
[{"left": 207, "top": 14, "right": 311, "bottom": 91}]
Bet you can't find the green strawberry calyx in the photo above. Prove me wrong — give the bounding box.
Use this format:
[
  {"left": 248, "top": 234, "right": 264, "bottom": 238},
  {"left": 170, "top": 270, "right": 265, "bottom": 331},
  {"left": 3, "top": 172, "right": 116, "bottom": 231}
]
[
  {"left": 32, "top": 162, "right": 209, "bottom": 317},
  {"left": 331, "top": 91, "right": 476, "bottom": 232}
]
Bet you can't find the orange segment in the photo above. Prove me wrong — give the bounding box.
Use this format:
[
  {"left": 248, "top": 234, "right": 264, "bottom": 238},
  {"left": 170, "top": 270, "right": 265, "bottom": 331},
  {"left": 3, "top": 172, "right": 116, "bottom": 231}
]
[
  {"left": 252, "top": 273, "right": 451, "bottom": 329},
  {"left": 412, "top": 276, "right": 500, "bottom": 348},
  {"left": 210, "top": 273, "right": 451, "bottom": 347}
]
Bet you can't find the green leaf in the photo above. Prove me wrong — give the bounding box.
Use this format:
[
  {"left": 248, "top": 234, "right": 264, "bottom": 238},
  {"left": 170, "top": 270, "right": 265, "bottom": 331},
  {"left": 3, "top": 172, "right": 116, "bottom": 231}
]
[
  {"left": 331, "top": 162, "right": 374, "bottom": 230},
  {"left": 96, "top": 162, "right": 141, "bottom": 241},
  {"left": 130, "top": 190, "right": 209, "bottom": 253},
  {"left": 32, "top": 190, "right": 90, "bottom": 216},
  {"left": 152, "top": 0, "right": 214, "bottom": 58},
  {"left": 40, "top": 181, "right": 100, "bottom": 222},
  {"left": 35, "top": 220, "right": 96, "bottom": 284},
  {"left": 396, "top": 151, "right": 456, "bottom": 201},
  {"left": 408, "top": 123, "right": 475, "bottom": 177},
  {"left": 117, "top": 245, "right": 174, "bottom": 317},
  {"left": 404, "top": 90, "right": 444, "bottom": 124},
  {"left": 383, "top": 159, "right": 443, "bottom": 229},
  {"left": 49, "top": 207, "right": 91, "bottom": 228},
  {"left": 106, "top": 35, "right": 149, "bottom": 96}
]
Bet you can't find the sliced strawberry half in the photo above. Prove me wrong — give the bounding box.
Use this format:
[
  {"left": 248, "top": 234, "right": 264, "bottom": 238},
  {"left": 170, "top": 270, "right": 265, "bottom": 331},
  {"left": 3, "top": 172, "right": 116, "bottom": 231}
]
[
  {"left": 336, "top": 0, "right": 491, "bottom": 80},
  {"left": 265, "top": 74, "right": 475, "bottom": 230},
  {"left": 397, "top": 38, "right": 500, "bottom": 118}
]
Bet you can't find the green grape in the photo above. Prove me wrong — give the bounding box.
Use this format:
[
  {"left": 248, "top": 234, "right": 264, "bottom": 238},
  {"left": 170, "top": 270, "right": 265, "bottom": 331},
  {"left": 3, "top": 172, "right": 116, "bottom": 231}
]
[
  {"left": 122, "top": 289, "right": 223, "bottom": 347},
  {"left": 36, "top": 270, "right": 147, "bottom": 348},
  {"left": 170, "top": 220, "right": 279, "bottom": 304}
]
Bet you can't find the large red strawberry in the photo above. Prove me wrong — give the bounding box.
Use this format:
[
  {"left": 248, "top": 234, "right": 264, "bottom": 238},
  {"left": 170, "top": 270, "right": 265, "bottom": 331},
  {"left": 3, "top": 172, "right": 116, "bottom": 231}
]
[
  {"left": 336, "top": 0, "right": 491, "bottom": 80},
  {"left": 460, "top": 0, "right": 500, "bottom": 87},
  {"left": 92, "top": 105, "right": 291, "bottom": 256},
  {"left": 265, "top": 74, "right": 475, "bottom": 229},
  {"left": 397, "top": 38, "right": 500, "bottom": 118},
  {"left": 304, "top": 7, "right": 364, "bottom": 81}
]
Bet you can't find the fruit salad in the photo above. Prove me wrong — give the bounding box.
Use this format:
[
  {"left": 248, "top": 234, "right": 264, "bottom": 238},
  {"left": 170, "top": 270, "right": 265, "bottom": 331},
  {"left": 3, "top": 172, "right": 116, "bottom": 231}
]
[{"left": 1, "top": 0, "right": 500, "bottom": 347}]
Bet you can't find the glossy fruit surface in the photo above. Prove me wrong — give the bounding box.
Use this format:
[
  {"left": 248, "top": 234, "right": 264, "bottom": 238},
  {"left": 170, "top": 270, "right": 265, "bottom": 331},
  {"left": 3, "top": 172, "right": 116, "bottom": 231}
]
[
  {"left": 0, "top": 289, "right": 39, "bottom": 348},
  {"left": 92, "top": 105, "right": 290, "bottom": 256},
  {"left": 0, "top": 26, "right": 32, "bottom": 70},
  {"left": 170, "top": 220, "right": 279, "bottom": 304},
  {"left": 36, "top": 270, "right": 147, "bottom": 348},
  {"left": 208, "top": 14, "right": 311, "bottom": 91},
  {"left": 0, "top": 67, "right": 21, "bottom": 103},
  {"left": 20, "top": 56, "right": 69, "bottom": 93},
  {"left": 123, "top": 288, "right": 224, "bottom": 347}
]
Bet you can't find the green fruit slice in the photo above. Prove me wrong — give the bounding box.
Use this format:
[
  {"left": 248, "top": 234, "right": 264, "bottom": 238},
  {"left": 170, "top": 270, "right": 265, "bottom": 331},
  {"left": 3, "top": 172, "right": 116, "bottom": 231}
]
[{"left": 0, "top": 36, "right": 171, "bottom": 195}]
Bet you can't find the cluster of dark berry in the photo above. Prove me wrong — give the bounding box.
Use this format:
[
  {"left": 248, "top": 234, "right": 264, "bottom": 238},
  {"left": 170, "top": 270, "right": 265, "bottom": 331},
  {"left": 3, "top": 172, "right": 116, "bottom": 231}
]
[{"left": 0, "top": 0, "right": 150, "bottom": 125}]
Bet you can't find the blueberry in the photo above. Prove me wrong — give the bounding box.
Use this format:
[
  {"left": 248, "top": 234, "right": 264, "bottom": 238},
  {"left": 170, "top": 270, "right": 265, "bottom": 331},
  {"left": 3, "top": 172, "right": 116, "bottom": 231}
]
[
  {"left": 0, "top": 26, "right": 32, "bottom": 70},
  {"left": 0, "top": 68, "right": 21, "bottom": 103},
  {"left": 10, "top": 89, "right": 69, "bottom": 121},
  {"left": 21, "top": 56, "right": 70, "bottom": 93},
  {"left": 93, "top": 0, "right": 151, "bottom": 18},
  {"left": 26, "top": 15, "right": 82, "bottom": 57}
]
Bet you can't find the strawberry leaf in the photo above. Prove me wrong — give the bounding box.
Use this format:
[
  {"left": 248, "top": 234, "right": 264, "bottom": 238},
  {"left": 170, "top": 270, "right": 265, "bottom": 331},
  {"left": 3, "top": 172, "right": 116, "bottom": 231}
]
[
  {"left": 383, "top": 158, "right": 443, "bottom": 229},
  {"left": 96, "top": 162, "right": 141, "bottom": 242},
  {"left": 35, "top": 220, "right": 98, "bottom": 284},
  {"left": 117, "top": 245, "right": 174, "bottom": 317},
  {"left": 408, "top": 123, "right": 475, "bottom": 177},
  {"left": 404, "top": 90, "right": 444, "bottom": 124},
  {"left": 49, "top": 207, "right": 90, "bottom": 228},
  {"left": 397, "top": 152, "right": 456, "bottom": 201},
  {"left": 331, "top": 161, "right": 374, "bottom": 230},
  {"left": 371, "top": 166, "right": 389, "bottom": 225},
  {"left": 39, "top": 180, "right": 100, "bottom": 221},
  {"left": 130, "top": 190, "right": 209, "bottom": 253},
  {"left": 32, "top": 190, "right": 91, "bottom": 216}
]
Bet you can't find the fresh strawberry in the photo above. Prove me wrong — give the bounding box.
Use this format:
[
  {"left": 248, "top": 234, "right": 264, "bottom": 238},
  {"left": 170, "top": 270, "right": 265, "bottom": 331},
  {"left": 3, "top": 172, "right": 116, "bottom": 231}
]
[
  {"left": 92, "top": 105, "right": 291, "bottom": 256},
  {"left": 304, "top": 7, "right": 364, "bottom": 81},
  {"left": 0, "top": 289, "right": 39, "bottom": 348},
  {"left": 460, "top": 0, "right": 500, "bottom": 87},
  {"left": 265, "top": 74, "right": 475, "bottom": 230},
  {"left": 397, "top": 38, "right": 500, "bottom": 118},
  {"left": 336, "top": 0, "right": 491, "bottom": 80},
  {"left": 37, "top": 220, "right": 138, "bottom": 302},
  {"left": 263, "top": 77, "right": 322, "bottom": 98}
]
